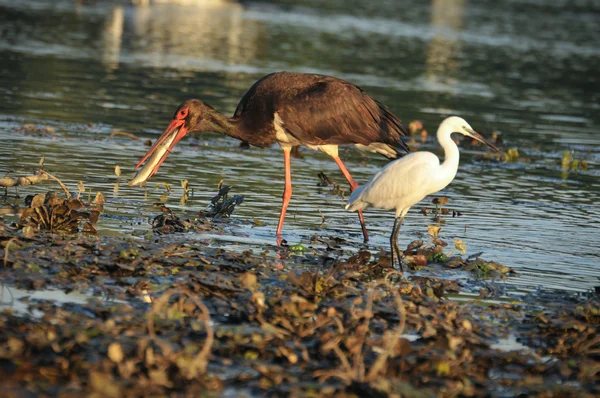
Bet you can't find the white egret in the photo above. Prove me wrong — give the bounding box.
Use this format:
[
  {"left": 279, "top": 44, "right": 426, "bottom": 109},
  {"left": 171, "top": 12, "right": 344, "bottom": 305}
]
[{"left": 345, "top": 116, "right": 499, "bottom": 270}]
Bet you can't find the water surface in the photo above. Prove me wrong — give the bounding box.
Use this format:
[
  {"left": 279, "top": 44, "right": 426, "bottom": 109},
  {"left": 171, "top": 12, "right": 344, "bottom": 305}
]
[{"left": 0, "top": 0, "right": 598, "bottom": 293}]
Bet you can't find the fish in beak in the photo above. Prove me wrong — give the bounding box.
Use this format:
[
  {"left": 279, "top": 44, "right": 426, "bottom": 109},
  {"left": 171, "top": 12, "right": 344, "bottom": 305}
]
[{"left": 128, "top": 118, "right": 189, "bottom": 186}]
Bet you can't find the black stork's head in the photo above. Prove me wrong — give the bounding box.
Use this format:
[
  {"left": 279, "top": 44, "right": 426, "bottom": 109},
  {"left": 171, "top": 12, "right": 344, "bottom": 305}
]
[{"left": 131, "top": 99, "right": 219, "bottom": 182}]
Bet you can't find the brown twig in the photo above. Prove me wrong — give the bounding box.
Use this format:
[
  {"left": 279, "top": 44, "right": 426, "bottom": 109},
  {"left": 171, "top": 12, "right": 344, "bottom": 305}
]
[
  {"left": 39, "top": 170, "right": 71, "bottom": 199},
  {"left": 185, "top": 293, "right": 214, "bottom": 376},
  {"left": 3, "top": 238, "right": 22, "bottom": 268},
  {"left": 314, "top": 281, "right": 408, "bottom": 385},
  {"left": 147, "top": 288, "right": 214, "bottom": 377},
  {"left": 385, "top": 270, "right": 409, "bottom": 283},
  {"left": 314, "top": 318, "right": 353, "bottom": 383},
  {"left": 109, "top": 130, "right": 139, "bottom": 140},
  {"left": 365, "top": 281, "right": 407, "bottom": 382},
  {"left": 318, "top": 209, "right": 326, "bottom": 227}
]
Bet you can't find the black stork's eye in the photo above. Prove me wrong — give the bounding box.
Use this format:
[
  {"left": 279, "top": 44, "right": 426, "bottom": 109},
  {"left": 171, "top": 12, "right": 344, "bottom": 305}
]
[{"left": 177, "top": 107, "right": 189, "bottom": 119}]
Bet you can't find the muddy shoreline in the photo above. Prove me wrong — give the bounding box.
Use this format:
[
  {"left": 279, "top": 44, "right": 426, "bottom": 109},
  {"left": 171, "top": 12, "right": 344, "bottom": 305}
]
[{"left": 1, "top": 208, "right": 598, "bottom": 397}]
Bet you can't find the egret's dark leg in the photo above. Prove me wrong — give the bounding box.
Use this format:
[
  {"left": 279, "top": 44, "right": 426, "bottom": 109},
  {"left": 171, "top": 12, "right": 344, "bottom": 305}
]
[
  {"left": 332, "top": 155, "right": 369, "bottom": 242},
  {"left": 276, "top": 147, "right": 293, "bottom": 243},
  {"left": 390, "top": 215, "right": 405, "bottom": 271},
  {"left": 389, "top": 217, "right": 400, "bottom": 268}
]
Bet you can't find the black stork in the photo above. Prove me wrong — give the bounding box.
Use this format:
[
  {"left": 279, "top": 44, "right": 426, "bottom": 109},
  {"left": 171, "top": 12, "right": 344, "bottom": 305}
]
[{"left": 130, "top": 72, "right": 410, "bottom": 242}]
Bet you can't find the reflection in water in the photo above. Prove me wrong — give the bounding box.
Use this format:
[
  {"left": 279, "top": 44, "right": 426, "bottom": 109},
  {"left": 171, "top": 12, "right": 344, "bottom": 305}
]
[
  {"left": 0, "top": 284, "right": 93, "bottom": 317},
  {"left": 133, "top": 0, "right": 236, "bottom": 5},
  {"left": 101, "top": 6, "right": 124, "bottom": 70},
  {"left": 100, "top": 1, "right": 261, "bottom": 73},
  {"left": 426, "top": 0, "right": 466, "bottom": 87},
  {"left": 0, "top": 283, "right": 150, "bottom": 317}
]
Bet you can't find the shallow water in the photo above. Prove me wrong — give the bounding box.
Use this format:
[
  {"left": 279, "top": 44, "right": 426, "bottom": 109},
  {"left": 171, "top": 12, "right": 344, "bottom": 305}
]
[
  {"left": 0, "top": 284, "right": 128, "bottom": 318},
  {"left": 0, "top": 0, "right": 598, "bottom": 293}
]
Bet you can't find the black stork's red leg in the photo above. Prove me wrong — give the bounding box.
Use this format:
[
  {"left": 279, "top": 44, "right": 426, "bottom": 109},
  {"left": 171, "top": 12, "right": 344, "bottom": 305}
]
[
  {"left": 276, "top": 146, "right": 293, "bottom": 240},
  {"left": 332, "top": 155, "right": 369, "bottom": 242}
]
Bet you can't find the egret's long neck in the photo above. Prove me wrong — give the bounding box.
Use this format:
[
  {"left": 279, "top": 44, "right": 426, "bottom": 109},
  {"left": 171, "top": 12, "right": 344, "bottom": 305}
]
[{"left": 437, "top": 126, "right": 460, "bottom": 175}]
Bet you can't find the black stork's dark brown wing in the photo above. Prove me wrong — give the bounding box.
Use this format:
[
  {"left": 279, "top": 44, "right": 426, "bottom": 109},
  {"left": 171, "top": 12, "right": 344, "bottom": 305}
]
[{"left": 234, "top": 72, "right": 409, "bottom": 158}]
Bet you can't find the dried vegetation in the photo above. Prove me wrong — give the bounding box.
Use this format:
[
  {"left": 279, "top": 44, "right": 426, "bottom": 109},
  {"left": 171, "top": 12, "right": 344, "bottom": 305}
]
[{"left": 0, "top": 211, "right": 598, "bottom": 396}]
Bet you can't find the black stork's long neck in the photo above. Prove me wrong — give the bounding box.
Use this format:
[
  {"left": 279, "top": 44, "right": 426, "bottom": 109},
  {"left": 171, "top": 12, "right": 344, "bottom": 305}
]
[
  {"left": 198, "top": 109, "right": 275, "bottom": 148},
  {"left": 199, "top": 111, "right": 245, "bottom": 141}
]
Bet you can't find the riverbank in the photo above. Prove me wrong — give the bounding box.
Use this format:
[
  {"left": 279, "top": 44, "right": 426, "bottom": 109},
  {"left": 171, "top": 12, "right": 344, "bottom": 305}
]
[{"left": 1, "top": 214, "right": 597, "bottom": 397}]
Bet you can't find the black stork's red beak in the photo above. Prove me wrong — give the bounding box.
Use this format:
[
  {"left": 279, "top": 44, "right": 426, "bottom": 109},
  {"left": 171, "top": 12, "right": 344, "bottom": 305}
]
[
  {"left": 134, "top": 118, "right": 188, "bottom": 171},
  {"left": 129, "top": 107, "right": 190, "bottom": 186}
]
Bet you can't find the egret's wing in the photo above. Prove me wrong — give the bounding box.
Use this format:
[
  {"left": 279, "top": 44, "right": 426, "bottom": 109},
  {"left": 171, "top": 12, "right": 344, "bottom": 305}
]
[{"left": 352, "top": 152, "right": 439, "bottom": 208}]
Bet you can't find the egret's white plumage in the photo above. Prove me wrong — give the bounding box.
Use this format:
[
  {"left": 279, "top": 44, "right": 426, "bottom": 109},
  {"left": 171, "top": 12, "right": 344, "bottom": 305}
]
[{"left": 346, "top": 116, "right": 498, "bottom": 270}]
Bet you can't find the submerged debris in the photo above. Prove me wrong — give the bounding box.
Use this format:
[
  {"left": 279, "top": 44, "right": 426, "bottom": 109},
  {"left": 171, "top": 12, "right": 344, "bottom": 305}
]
[
  {"left": 109, "top": 130, "right": 139, "bottom": 140},
  {"left": 406, "top": 120, "right": 428, "bottom": 145},
  {"left": 504, "top": 148, "right": 520, "bottom": 162},
  {"left": 151, "top": 184, "right": 244, "bottom": 234},
  {"left": 431, "top": 196, "right": 451, "bottom": 221},
  {"left": 151, "top": 209, "right": 192, "bottom": 234},
  {"left": 316, "top": 172, "right": 346, "bottom": 197},
  {"left": 14, "top": 123, "right": 56, "bottom": 137},
  {"left": 19, "top": 191, "right": 102, "bottom": 234},
  {"left": 0, "top": 170, "right": 49, "bottom": 189},
  {"left": 408, "top": 120, "right": 424, "bottom": 135},
  {"left": 0, "top": 158, "right": 69, "bottom": 192},
  {"left": 317, "top": 171, "right": 334, "bottom": 187},
  {"left": 562, "top": 150, "right": 589, "bottom": 171},
  {"left": 397, "top": 232, "right": 516, "bottom": 277},
  {"left": 201, "top": 185, "right": 244, "bottom": 219}
]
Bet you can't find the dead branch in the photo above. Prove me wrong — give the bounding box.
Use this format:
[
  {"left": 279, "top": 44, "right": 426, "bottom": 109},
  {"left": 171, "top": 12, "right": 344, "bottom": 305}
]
[
  {"left": 3, "top": 238, "right": 22, "bottom": 268},
  {"left": 147, "top": 288, "right": 214, "bottom": 377},
  {"left": 1, "top": 168, "right": 72, "bottom": 200},
  {"left": 365, "top": 281, "right": 407, "bottom": 382},
  {"left": 0, "top": 171, "right": 48, "bottom": 188},
  {"left": 109, "top": 131, "right": 139, "bottom": 140},
  {"left": 314, "top": 281, "right": 408, "bottom": 385},
  {"left": 39, "top": 170, "right": 71, "bottom": 199}
]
